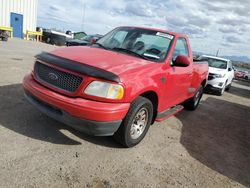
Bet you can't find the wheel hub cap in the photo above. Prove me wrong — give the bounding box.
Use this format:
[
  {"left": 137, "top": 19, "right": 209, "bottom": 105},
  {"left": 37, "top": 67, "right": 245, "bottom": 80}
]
[{"left": 130, "top": 108, "right": 148, "bottom": 140}]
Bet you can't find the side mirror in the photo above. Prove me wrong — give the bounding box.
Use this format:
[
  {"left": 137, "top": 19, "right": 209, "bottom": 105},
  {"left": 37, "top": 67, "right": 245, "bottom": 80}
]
[
  {"left": 91, "top": 38, "right": 97, "bottom": 44},
  {"left": 173, "top": 55, "right": 190, "bottom": 67},
  {"left": 228, "top": 68, "right": 232, "bottom": 71}
]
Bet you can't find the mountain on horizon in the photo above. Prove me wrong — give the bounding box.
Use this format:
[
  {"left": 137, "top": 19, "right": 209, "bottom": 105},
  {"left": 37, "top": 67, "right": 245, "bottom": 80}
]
[{"left": 222, "top": 56, "right": 250, "bottom": 64}]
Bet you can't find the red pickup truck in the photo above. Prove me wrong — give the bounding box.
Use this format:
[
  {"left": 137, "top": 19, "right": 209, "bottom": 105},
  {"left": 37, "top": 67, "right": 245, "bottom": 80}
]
[{"left": 23, "top": 26, "right": 208, "bottom": 147}]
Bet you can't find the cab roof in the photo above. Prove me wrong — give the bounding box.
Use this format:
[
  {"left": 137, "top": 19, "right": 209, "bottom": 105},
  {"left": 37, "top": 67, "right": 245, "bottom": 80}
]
[{"left": 118, "top": 26, "right": 187, "bottom": 38}]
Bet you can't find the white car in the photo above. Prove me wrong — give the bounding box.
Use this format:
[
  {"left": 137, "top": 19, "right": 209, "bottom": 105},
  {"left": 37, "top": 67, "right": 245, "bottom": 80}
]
[{"left": 201, "top": 55, "right": 234, "bottom": 95}]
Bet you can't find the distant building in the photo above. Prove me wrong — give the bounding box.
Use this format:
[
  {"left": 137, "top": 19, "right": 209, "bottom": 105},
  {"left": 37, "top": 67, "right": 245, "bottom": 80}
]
[{"left": 0, "top": 0, "right": 38, "bottom": 38}]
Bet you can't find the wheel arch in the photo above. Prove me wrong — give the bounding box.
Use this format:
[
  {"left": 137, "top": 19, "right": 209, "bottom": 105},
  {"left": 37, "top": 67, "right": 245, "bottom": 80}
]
[{"left": 139, "top": 90, "right": 159, "bottom": 124}]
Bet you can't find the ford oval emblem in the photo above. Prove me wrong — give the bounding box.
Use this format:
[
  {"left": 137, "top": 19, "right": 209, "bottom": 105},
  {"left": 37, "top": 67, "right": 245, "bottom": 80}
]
[{"left": 48, "top": 73, "right": 58, "bottom": 80}]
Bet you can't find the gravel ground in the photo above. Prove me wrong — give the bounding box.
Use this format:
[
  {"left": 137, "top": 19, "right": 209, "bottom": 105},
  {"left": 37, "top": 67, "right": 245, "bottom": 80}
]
[{"left": 0, "top": 39, "right": 250, "bottom": 188}]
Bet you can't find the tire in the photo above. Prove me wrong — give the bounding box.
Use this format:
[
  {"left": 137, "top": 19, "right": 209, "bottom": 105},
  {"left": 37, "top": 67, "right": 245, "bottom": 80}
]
[
  {"left": 218, "top": 81, "right": 227, "bottom": 96},
  {"left": 225, "top": 83, "right": 231, "bottom": 91},
  {"left": 184, "top": 85, "right": 203, "bottom": 111},
  {"left": 245, "top": 76, "right": 249, "bottom": 80},
  {"left": 46, "top": 37, "right": 51, "bottom": 44},
  {"left": 51, "top": 39, "right": 55, "bottom": 45},
  {"left": 46, "top": 37, "right": 55, "bottom": 45},
  {"left": 113, "top": 96, "right": 153, "bottom": 148},
  {"left": 1, "top": 31, "right": 8, "bottom": 41}
]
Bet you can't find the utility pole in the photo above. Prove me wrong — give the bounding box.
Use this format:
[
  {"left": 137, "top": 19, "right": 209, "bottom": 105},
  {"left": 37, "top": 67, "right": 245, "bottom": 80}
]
[{"left": 216, "top": 49, "right": 220, "bottom": 57}]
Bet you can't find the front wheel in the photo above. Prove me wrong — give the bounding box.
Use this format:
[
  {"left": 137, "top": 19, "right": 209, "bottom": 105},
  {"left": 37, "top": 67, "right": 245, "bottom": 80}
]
[
  {"left": 225, "top": 83, "right": 231, "bottom": 91},
  {"left": 218, "top": 81, "right": 227, "bottom": 96},
  {"left": 113, "top": 96, "right": 153, "bottom": 148},
  {"left": 184, "top": 85, "right": 203, "bottom": 111}
]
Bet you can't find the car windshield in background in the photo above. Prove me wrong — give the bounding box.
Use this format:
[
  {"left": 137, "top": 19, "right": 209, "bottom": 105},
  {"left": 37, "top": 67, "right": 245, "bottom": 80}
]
[
  {"left": 203, "top": 58, "right": 227, "bottom": 69},
  {"left": 95, "top": 27, "right": 174, "bottom": 62},
  {"left": 82, "top": 35, "right": 93, "bottom": 42},
  {"left": 73, "top": 32, "right": 87, "bottom": 40}
]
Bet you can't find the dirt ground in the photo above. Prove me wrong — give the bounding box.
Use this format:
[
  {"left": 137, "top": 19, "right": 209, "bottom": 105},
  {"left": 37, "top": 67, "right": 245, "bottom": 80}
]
[{"left": 0, "top": 39, "right": 250, "bottom": 188}]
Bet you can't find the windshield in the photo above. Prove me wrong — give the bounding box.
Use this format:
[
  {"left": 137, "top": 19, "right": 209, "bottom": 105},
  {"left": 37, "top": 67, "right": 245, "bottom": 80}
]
[
  {"left": 96, "top": 27, "right": 174, "bottom": 62},
  {"left": 202, "top": 57, "right": 228, "bottom": 69}
]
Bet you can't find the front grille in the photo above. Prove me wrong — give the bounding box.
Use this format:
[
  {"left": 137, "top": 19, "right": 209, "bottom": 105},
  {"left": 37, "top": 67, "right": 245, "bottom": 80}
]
[{"left": 35, "top": 62, "right": 83, "bottom": 92}]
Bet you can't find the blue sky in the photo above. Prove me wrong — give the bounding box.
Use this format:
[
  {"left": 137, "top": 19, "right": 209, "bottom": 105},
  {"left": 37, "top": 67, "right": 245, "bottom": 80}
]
[{"left": 37, "top": 0, "right": 250, "bottom": 57}]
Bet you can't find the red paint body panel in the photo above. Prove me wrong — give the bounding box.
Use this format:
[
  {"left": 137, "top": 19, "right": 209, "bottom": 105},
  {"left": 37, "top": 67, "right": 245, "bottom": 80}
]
[
  {"left": 23, "top": 26, "right": 208, "bottom": 124},
  {"left": 23, "top": 74, "right": 130, "bottom": 122}
]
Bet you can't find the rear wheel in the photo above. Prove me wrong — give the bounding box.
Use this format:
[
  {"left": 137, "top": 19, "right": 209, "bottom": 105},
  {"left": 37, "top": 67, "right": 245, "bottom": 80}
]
[
  {"left": 245, "top": 76, "right": 249, "bottom": 80},
  {"left": 184, "top": 85, "right": 203, "bottom": 111},
  {"left": 113, "top": 96, "right": 153, "bottom": 148}
]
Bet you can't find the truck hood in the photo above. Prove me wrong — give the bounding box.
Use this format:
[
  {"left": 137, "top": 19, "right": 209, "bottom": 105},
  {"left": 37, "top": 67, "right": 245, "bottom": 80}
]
[
  {"left": 209, "top": 67, "right": 227, "bottom": 75},
  {"left": 49, "top": 46, "right": 152, "bottom": 77}
]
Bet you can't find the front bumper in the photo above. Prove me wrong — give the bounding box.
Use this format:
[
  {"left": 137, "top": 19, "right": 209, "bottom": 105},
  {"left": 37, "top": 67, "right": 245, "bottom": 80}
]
[
  {"left": 23, "top": 74, "right": 130, "bottom": 136},
  {"left": 206, "top": 77, "right": 226, "bottom": 90},
  {"left": 205, "top": 84, "right": 222, "bottom": 92}
]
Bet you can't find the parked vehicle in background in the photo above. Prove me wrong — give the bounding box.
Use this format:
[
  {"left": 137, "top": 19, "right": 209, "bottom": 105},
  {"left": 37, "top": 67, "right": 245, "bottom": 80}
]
[
  {"left": 201, "top": 55, "right": 234, "bottom": 95},
  {"left": 66, "top": 34, "right": 103, "bottom": 46},
  {"left": 73, "top": 31, "right": 87, "bottom": 40},
  {"left": 23, "top": 26, "right": 208, "bottom": 147},
  {"left": 42, "top": 29, "right": 73, "bottom": 46},
  {"left": 0, "top": 30, "right": 9, "bottom": 41},
  {"left": 235, "top": 70, "right": 248, "bottom": 79}
]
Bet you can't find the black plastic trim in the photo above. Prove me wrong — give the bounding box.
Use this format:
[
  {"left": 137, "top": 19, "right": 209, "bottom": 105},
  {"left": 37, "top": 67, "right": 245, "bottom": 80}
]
[
  {"left": 24, "top": 90, "right": 122, "bottom": 136},
  {"left": 35, "top": 52, "right": 120, "bottom": 83},
  {"left": 205, "top": 84, "right": 222, "bottom": 92},
  {"left": 193, "top": 60, "right": 208, "bottom": 64},
  {"left": 157, "top": 105, "right": 183, "bottom": 119}
]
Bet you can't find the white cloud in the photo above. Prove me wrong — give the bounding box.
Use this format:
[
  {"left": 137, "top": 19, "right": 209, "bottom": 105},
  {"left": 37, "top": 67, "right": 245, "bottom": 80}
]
[
  {"left": 225, "top": 36, "right": 242, "bottom": 44},
  {"left": 37, "top": 0, "right": 250, "bottom": 57}
]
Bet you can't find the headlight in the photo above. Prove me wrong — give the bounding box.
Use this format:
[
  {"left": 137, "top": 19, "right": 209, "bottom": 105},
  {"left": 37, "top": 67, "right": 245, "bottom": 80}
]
[
  {"left": 214, "top": 73, "right": 226, "bottom": 78},
  {"left": 84, "top": 81, "right": 124, "bottom": 100}
]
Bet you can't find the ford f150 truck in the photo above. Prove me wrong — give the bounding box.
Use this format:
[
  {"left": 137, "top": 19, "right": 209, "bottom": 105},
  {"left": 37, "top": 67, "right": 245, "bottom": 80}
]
[{"left": 23, "top": 26, "right": 208, "bottom": 147}]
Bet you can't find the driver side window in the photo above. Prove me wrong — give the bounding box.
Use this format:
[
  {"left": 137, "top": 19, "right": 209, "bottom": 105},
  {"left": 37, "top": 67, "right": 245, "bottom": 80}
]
[{"left": 172, "top": 38, "right": 189, "bottom": 61}]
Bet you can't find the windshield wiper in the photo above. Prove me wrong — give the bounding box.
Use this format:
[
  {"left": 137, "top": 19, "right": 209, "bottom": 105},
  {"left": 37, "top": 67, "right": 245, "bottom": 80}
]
[{"left": 112, "top": 47, "right": 149, "bottom": 60}]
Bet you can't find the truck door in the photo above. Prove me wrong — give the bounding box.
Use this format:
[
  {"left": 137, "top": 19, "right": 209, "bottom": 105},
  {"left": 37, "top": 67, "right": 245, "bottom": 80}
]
[{"left": 164, "top": 38, "right": 192, "bottom": 107}]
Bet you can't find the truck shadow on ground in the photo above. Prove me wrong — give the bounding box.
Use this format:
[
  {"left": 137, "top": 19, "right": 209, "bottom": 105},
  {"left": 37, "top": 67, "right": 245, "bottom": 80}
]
[
  {"left": 0, "top": 84, "right": 122, "bottom": 148},
  {"left": 177, "top": 97, "right": 250, "bottom": 187}
]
